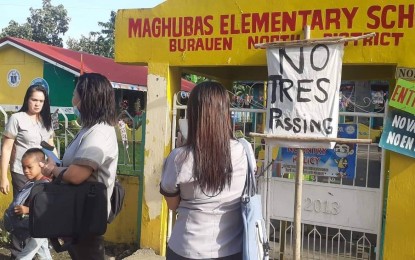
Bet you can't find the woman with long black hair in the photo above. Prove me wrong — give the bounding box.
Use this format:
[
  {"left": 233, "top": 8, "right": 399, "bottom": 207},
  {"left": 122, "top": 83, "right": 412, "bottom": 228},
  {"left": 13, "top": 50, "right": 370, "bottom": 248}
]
[
  {"left": 1, "top": 85, "right": 54, "bottom": 198},
  {"left": 1, "top": 84, "right": 55, "bottom": 257},
  {"left": 161, "top": 81, "right": 250, "bottom": 259}
]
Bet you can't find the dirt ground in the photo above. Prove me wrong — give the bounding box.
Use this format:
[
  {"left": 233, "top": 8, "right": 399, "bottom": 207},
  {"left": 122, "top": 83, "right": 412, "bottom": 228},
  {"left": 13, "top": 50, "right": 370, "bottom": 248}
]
[{"left": 0, "top": 241, "right": 139, "bottom": 259}]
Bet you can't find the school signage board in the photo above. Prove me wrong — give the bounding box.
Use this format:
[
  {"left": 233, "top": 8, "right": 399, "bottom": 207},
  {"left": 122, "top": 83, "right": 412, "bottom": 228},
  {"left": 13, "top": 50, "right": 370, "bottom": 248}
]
[
  {"left": 389, "top": 78, "right": 415, "bottom": 115},
  {"left": 115, "top": 0, "right": 415, "bottom": 67},
  {"left": 265, "top": 43, "right": 344, "bottom": 148},
  {"left": 279, "top": 123, "right": 358, "bottom": 179},
  {"left": 379, "top": 109, "right": 415, "bottom": 158},
  {"left": 396, "top": 68, "right": 415, "bottom": 81}
]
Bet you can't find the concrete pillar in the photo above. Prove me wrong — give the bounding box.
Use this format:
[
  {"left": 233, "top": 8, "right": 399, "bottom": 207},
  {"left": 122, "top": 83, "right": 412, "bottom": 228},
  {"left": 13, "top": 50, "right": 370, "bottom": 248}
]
[{"left": 140, "top": 62, "right": 180, "bottom": 255}]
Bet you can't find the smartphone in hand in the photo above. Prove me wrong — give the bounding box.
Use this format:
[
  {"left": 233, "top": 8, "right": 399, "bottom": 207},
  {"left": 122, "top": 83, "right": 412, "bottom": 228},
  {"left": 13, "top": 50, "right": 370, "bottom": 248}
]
[{"left": 40, "top": 141, "right": 62, "bottom": 166}]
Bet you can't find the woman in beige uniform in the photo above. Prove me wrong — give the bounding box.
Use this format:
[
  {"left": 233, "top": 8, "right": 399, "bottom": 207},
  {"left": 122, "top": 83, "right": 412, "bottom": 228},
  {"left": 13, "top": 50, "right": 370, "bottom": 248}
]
[
  {"left": 41, "top": 73, "right": 118, "bottom": 260},
  {"left": 1, "top": 84, "right": 54, "bottom": 258},
  {"left": 160, "top": 81, "right": 249, "bottom": 259}
]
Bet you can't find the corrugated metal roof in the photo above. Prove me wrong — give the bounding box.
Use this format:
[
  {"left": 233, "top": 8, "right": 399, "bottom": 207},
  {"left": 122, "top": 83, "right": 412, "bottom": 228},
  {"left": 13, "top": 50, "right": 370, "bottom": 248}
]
[{"left": 0, "top": 37, "right": 195, "bottom": 91}]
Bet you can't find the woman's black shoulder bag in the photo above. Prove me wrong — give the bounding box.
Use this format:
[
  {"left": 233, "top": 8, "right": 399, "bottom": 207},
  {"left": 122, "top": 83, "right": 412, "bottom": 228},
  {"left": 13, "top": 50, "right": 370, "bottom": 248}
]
[
  {"left": 29, "top": 173, "right": 108, "bottom": 251},
  {"left": 107, "top": 180, "right": 125, "bottom": 223}
]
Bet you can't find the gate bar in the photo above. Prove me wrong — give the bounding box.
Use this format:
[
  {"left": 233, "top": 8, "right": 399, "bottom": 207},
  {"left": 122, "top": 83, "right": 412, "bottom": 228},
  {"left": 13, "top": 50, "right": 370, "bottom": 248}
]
[{"left": 251, "top": 132, "right": 372, "bottom": 260}]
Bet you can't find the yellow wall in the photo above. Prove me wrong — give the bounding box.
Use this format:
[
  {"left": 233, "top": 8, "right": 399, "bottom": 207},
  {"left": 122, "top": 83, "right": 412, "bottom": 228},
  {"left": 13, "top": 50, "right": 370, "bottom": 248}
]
[
  {"left": 115, "top": 0, "right": 415, "bottom": 256},
  {"left": 384, "top": 152, "right": 415, "bottom": 259},
  {"left": 0, "top": 46, "right": 43, "bottom": 105},
  {"left": 105, "top": 175, "right": 139, "bottom": 244},
  {"left": 116, "top": 0, "right": 415, "bottom": 67}
]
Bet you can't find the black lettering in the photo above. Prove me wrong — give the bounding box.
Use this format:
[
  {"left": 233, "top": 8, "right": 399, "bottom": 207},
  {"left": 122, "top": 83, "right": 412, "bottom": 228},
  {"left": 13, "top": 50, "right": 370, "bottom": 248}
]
[
  {"left": 268, "top": 75, "right": 282, "bottom": 104},
  {"left": 279, "top": 47, "right": 304, "bottom": 74},
  {"left": 397, "top": 68, "right": 405, "bottom": 78},
  {"left": 284, "top": 117, "right": 293, "bottom": 131},
  {"left": 303, "top": 118, "right": 307, "bottom": 133},
  {"left": 406, "top": 69, "right": 414, "bottom": 78},
  {"left": 310, "top": 119, "right": 322, "bottom": 132},
  {"left": 323, "top": 118, "right": 333, "bottom": 134},
  {"left": 275, "top": 119, "right": 285, "bottom": 129},
  {"left": 293, "top": 118, "right": 301, "bottom": 133},
  {"left": 297, "top": 79, "right": 313, "bottom": 102},
  {"left": 268, "top": 108, "right": 282, "bottom": 129},
  {"left": 269, "top": 116, "right": 334, "bottom": 135},
  {"left": 268, "top": 75, "right": 294, "bottom": 103},
  {"left": 310, "top": 44, "right": 329, "bottom": 71},
  {"left": 280, "top": 79, "right": 294, "bottom": 102},
  {"left": 315, "top": 78, "right": 329, "bottom": 103}
]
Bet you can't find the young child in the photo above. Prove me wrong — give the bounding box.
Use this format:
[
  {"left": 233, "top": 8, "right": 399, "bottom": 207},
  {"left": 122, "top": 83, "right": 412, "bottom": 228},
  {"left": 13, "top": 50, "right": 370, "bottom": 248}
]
[{"left": 4, "top": 148, "right": 52, "bottom": 260}]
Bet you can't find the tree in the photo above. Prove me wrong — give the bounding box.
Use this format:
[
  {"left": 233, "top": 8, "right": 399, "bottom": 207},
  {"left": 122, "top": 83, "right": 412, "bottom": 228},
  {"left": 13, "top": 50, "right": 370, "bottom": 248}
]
[
  {"left": 232, "top": 83, "right": 253, "bottom": 108},
  {"left": 182, "top": 74, "right": 207, "bottom": 84},
  {"left": 0, "top": 0, "right": 70, "bottom": 47},
  {"left": 67, "top": 11, "right": 115, "bottom": 58},
  {"left": 28, "top": 0, "right": 70, "bottom": 46},
  {"left": 0, "top": 21, "right": 32, "bottom": 39}
]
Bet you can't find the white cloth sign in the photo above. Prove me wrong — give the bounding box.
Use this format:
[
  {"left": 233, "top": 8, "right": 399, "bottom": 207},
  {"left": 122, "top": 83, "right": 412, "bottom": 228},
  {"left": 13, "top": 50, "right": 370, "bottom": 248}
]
[
  {"left": 266, "top": 43, "right": 344, "bottom": 148},
  {"left": 52, "top": 110, "right": 59, "bottom": 130},
  {"left": 118, "top": 120, "right": 129, "bottom": 149}
]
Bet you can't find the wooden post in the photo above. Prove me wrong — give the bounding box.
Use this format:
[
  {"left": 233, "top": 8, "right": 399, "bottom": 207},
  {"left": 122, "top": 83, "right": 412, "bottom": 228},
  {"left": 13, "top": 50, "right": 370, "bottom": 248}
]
[
  {"left": 293, "top": 25, "right": 310, "bottom": 260},
  {"left": 293, "top": 148, "right": 303, "bottom": 259}
]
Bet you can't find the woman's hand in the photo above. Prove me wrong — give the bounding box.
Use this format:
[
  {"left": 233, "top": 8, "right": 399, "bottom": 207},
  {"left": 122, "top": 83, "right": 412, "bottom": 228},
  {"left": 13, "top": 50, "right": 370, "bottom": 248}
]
[
  {"left": 14, "top": 205, "right": 29, "bottom": 215},
  {"left": 0, "top": 177, "right": 10, "bottom": 195},
  {"left": 0, "top": 137, "right": 14, "bottom": 195},
  {"left": 164, "top": 195, "right": 181, "bottom": 211},
  {"left": 39, "top": 156, "right": 56, "bottom": 178}
]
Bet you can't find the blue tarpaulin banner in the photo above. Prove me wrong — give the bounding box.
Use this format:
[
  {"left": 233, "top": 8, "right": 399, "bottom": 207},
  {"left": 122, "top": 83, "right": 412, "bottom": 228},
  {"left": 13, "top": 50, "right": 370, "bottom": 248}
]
[{"left": 279, "top": 123, "right": 358, "bottom": 179}]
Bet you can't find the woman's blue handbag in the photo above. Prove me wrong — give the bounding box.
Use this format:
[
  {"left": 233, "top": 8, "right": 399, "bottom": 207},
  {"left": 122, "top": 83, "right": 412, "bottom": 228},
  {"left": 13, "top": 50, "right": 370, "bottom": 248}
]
[{"left": 239, "top": 138, "right": 270, "bottom": 260}]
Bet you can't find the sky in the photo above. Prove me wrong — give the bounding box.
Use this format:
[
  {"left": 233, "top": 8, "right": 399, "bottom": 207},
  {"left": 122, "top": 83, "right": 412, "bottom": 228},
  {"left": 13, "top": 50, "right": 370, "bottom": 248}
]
[{"left": 0, "top": 0, "right": 165, "bottom": 43}]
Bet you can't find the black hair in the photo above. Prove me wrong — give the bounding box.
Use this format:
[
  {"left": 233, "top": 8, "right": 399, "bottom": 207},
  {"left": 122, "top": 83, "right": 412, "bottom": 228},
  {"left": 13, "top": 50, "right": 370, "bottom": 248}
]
[
  {"left": 75, "top": 73, "right": 116, "bottom": 127},
  {"left": 19, "top": 85, "right": 52, "bottom": 131},
  {"left": 185, "top": 81, "right": 233, "bottom": 193},
  {"left": 22, "top": 148, "right": 46, "bottom": 162}
]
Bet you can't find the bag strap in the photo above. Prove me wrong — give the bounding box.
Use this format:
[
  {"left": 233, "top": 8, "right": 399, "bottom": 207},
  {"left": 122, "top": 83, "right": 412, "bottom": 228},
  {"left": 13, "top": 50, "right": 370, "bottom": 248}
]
[
  {"left": 239, "top": 138, "right": 256, "bottom": 199},
  {"left": 11, "top": 181, "right": 34, "bottom": 208}
]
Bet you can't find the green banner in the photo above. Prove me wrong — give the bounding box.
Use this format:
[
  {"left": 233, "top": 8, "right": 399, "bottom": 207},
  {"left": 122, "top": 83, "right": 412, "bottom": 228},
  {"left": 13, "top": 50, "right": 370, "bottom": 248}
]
[{"left": 390, "top": 78, "right": 415, "bottom": 115}]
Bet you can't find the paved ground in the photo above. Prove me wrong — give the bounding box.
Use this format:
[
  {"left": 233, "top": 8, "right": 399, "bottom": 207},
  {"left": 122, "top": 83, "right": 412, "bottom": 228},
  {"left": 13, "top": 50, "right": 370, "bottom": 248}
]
[
  {"left": 0, "top": 228, "right": 163, "bottom": 259},
  {"left": 123, "top": 248, "right": 165, "bottom": 260},
  {"left": 0, "top": 243, "right": 165, "bottom": 259}
]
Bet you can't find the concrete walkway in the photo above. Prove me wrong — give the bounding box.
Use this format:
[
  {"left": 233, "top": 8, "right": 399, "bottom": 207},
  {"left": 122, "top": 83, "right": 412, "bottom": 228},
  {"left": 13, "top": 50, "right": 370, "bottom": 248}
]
[{"left": 123, "top": 248, "right": 165, "bottom": 260}]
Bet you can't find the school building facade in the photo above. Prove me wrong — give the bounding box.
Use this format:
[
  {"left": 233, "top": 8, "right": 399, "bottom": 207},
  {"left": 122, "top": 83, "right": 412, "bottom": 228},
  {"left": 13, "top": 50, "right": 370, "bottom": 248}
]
[{"left": 114, "top": 0, "right": 415, "bottom": 258}]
